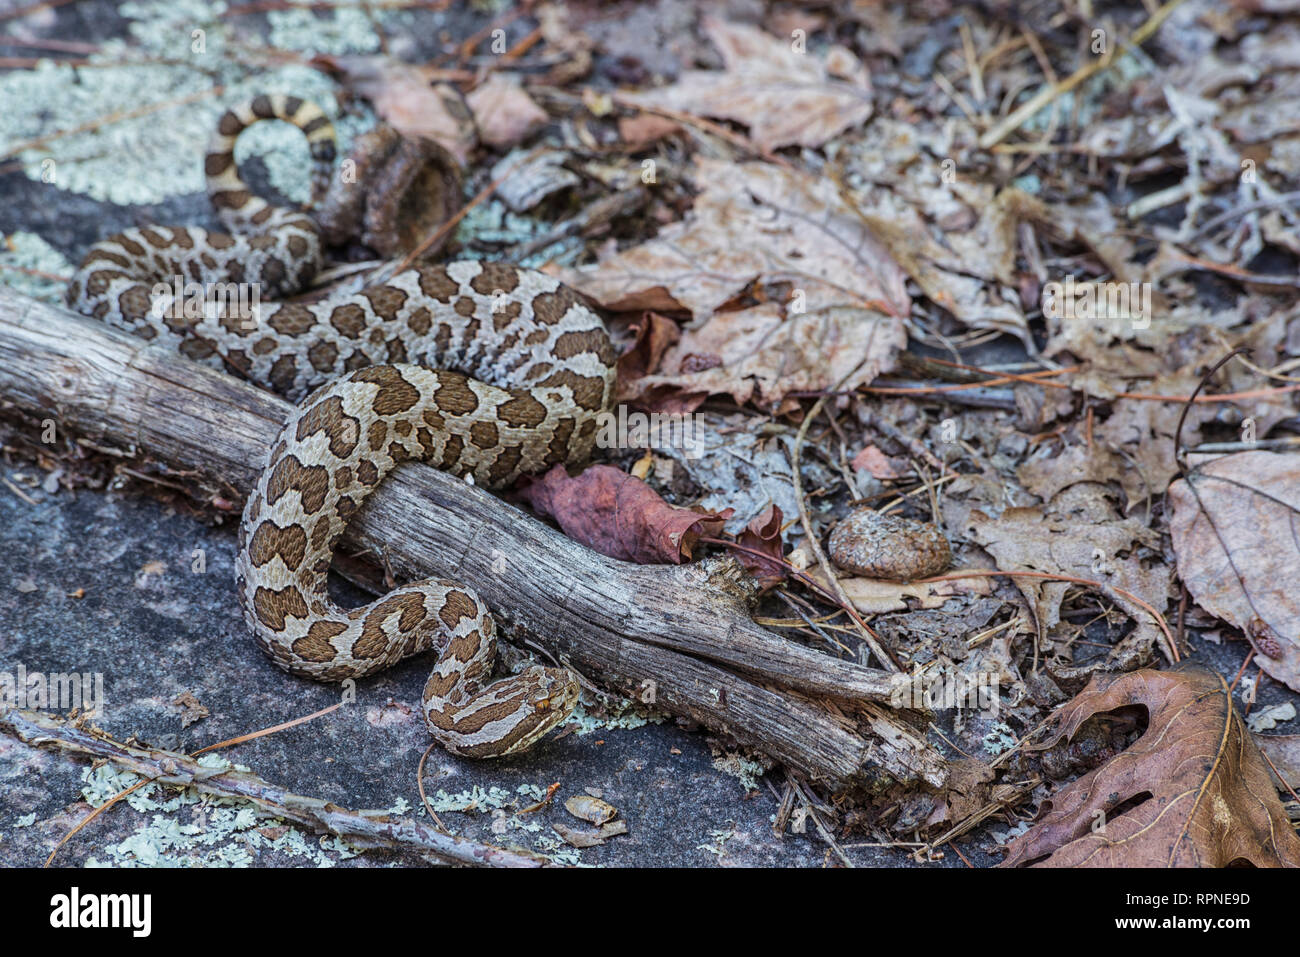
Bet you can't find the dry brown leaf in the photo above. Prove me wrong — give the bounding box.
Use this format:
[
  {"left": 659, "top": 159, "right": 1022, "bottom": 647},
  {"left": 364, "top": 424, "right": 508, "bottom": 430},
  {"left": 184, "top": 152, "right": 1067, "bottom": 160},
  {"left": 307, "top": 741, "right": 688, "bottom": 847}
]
[
  {"left": 328, "top": 55, "right": 475, "bottom": 165},
  {"left": 561, "top": 158, "right": 910, "bottom": 323},
  {"left": 844, "top": 180, "right": 1144, "bottom": 353},
  {"left": 628, "top": 303, "right": 903, "bottom": 407},
  {"left": 620, "top": 17, "right": 872, "bottom": 150},
  {"left": 810, "top": 567, "right": 991, "bottom": 614},
  {"left": 1017, "top": 444, "right": 1129, "bottom": 503},
  {"left": 851, "top": 185, "right": 1036, "bottom": 347},
  {"left": 552, "top": 819, "right": 629, "bottom": 848},
  {"left": 851, "top": 445, "right": 909, "bottom": 480},
  {"left": 1169, "top": 450, "right": 1300, "bottom": 691},
  {"left": 1255, "top": 734, "right": 1300, "bottom": 790},
  {"left": 963, "top": 484, "right": 1172, "bottom": 667},
  {"left": 464, "top": 74, "right": 548, "bottom": 149},
  {"left": 516, "top": 464, "right": 730, "bottom": 564},
  {"left": 1091, "top": 390, "right": 1217, "bottom": 507},
  {"left": 937, "top": 757, "right": 996, "bottom": 826},
  {"left": 171, "top": 691, "right": 209, "bottom": 729},
  {"left": 564, "top": 795, "right": 617, "bottom": 825},
  {"left": 617, "top": 113, "right": 681, "bottom": 151},
  {"left": 615, "top": 311, "right": 680, "bottom": 390},
  {"left": 1035, "top": 325, "right": 1291, "bottom": 505},
  {"left": 1001, "top": 664, "right": 1300, "bottom": 867}
]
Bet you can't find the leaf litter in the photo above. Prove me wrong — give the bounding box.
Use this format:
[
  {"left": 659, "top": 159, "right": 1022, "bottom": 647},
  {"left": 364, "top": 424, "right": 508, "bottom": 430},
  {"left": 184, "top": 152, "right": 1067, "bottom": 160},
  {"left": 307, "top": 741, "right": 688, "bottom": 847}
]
[{"left": 5, "top": 0, "right": 1300, "bottom": 867}]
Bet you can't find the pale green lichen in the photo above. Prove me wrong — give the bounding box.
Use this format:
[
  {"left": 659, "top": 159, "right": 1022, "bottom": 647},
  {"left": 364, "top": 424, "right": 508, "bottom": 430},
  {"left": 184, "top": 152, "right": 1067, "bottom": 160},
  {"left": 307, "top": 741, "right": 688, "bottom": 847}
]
[
  {"left": 533, "top": 833, "right": 584, "bottom": 867},
  {"left": 565, "top": 690, "right": 668, "bottom": 736},
  {"left": 78, "top": 762, "right": 368, "bottom": 868},
  {"left": 424, "top": 784, "right": 522, "bottom": 814},
  {"left": 710, "top": 747, "right": 772, "bottom": 791},
  {"left": 387, "top": 796, "right": 412, "bottom": 815},
  {"left": 117, "top": 0, "right": 232, "bottom": 58},
  {"left": 0, "top": 0, "right": 386, "bottom": 207},
  {"left": 455, "top": 199, "right": 587, "bottom": 269},
  {"left": 697, "top": 822, "right": 737, "bottom": 859},
  {"left": 0, "top": 231, "right": 72, "bottom": 301},
  {"left": 266, "top": 5, "right": 383, "bottom": 55},
  {"left": 982, "top": 721, "right": 1018, "bottom": 756},
  {"left": 423, "top": 782, "right": 587, "bottom": 864}
]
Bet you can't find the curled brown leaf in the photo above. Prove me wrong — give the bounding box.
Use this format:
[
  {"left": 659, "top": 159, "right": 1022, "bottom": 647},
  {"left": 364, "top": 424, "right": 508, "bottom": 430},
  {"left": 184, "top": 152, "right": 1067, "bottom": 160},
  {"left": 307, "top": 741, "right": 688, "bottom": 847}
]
[
  {"left": 1002, "top": 664, "right": 1300, "bottom": 868},
  {"left": 516, "top": 464, "right": 731, "bottom": 564}
]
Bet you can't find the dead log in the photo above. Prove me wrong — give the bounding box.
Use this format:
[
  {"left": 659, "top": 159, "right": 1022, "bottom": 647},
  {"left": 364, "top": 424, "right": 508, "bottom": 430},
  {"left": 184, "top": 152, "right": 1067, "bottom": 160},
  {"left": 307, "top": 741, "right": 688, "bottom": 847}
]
[{"left": 0, "top": 290, "right": 947, "bottom": 793}]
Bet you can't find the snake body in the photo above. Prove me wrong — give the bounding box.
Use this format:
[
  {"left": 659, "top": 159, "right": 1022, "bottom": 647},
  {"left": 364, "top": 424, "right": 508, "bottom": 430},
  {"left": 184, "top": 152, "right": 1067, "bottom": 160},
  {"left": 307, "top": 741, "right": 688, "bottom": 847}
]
[{"left": 67, "top": 95, "right": 617, "bottom": 756}]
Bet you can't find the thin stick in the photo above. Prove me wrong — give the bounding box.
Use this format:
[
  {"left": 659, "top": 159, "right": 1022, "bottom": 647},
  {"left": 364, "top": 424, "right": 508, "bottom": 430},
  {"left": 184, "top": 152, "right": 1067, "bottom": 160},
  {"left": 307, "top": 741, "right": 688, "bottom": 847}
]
[
  {"left": 0, "top": 87, "right": 225, "bottom": 162},
  {"left": 416, "top": 740, "right": 450, "bottom": 832},
  {"left": 791, "top": 366, "right": 902, "bottom": 673},
  {"left": 1, "top": 708, "right": 547, "bottom": 867},
  {"left": 979, "top": 0, "right": 1189, "bottom": 149},
  {"left": 43, "top": 702, "right": 342, "bottom": 865},
  {"left": 921, "top": 569, "right": 1178, "bottom": 664}
]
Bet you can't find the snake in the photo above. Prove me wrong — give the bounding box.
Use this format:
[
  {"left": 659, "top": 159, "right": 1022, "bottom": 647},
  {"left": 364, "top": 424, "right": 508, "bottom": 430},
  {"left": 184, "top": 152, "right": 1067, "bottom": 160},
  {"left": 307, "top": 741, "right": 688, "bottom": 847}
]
[{"left": 65, "top": 95, "right": 618, "bottom": 757}]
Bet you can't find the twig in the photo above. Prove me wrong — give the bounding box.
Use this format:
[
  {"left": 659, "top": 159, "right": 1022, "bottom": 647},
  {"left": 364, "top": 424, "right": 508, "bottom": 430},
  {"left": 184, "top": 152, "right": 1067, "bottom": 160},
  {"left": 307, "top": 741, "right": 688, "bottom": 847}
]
[
  {"left": 3, "top": 708, "right": 547, "bottom": 867},
  {"left": 921, "top": 569, "right": 1178, "bottom": 664},
  {"left": 1161, "top": 251, "right": 1300, "bottom": 289},
  {"left": 2, "top": 477, "right": 38, "bottom": 505},
  {"left": 1189, "top": 190, "right": 1300, "bottom": 242},
  {"left": 790, "top": 365, "right": 902, "bottom": 672},
  {"left": 0, "top": 87, "right": 226, "bottom": 162},
  {"left": 979, "top": 0, "right": 1189, "bottom": 149}
]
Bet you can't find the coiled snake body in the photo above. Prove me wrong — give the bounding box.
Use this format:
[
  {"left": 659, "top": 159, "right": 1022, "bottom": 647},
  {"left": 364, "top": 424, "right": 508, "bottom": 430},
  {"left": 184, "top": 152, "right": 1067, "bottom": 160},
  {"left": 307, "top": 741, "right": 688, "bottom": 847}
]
[{"left": 67, "top": 96, "right": 617, "bottom": 757}]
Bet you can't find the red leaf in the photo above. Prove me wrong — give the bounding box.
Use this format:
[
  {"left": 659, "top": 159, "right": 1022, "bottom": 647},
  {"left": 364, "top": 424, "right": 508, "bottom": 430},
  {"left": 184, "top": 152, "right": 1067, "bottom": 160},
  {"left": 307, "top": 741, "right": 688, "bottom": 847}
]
[
  {"left": 616, "top": 311, "right": 681, "bottom": 386},
  {"left": 516, "top": 464, "right": 732, "bottom": 564},
  {"left": 735, "top": 504, "right": 787, "bottom": 584}
]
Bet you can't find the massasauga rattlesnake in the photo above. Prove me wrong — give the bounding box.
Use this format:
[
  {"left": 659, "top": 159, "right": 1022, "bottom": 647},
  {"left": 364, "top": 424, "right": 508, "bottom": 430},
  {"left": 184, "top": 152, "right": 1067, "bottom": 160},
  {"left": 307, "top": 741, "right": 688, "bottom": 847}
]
[{"left": 66, "top": 95, "right": 617, "bottom": 757}]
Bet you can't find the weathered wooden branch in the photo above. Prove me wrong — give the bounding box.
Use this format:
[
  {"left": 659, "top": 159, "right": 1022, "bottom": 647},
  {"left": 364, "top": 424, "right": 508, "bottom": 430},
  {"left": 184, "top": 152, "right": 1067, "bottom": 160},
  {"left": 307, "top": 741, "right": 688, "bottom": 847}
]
[
  {"left": 0, "top": 291, "right": 947, "bottom": 793},
  {"left": 0, "top": 708, "right": 547, "bottom": 867}
]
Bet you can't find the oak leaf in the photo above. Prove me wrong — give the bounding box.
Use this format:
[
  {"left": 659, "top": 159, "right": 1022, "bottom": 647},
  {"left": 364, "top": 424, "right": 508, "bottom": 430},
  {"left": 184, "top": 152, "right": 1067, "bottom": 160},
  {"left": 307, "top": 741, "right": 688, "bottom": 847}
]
[
  {"left": 620, "top": 17, "right": 872, "bottom": 151},
  {"left": 560, "top": 158, "right": 910, "bottom": 323},
  {"left": 628, "top": 302, "right": 904, "bottom": 408},
  {"left": 1001, "top": 664, "right": 1300, "bottom": 867},
  {"left": 1169, "top": 450, "right": 1300, "bottom": 691}
]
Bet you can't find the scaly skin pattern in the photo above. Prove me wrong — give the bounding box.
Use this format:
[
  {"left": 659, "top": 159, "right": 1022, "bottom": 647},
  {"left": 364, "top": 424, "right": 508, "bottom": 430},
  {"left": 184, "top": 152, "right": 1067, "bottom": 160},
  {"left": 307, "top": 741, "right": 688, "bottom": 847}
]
[{"left": 66, "top": 95, "right": 618, "bottom": 757}]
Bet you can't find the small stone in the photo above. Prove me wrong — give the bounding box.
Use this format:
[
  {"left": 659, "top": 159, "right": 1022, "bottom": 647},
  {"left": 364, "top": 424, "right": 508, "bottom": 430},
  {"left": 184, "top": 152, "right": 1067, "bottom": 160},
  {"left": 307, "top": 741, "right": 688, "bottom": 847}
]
[{"left": 827, "top": 509, "right": 951, "bottom": 581}]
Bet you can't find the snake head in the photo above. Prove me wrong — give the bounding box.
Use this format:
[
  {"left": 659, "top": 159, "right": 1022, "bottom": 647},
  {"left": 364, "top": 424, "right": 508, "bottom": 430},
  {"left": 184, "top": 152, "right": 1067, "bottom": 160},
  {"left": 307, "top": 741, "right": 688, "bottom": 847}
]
[
  {"left": 529, "top": 667, "right": 581, "bottom": 716},
  {"left": 493, "top": 667, "right": 580, "bottom": 756}
]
